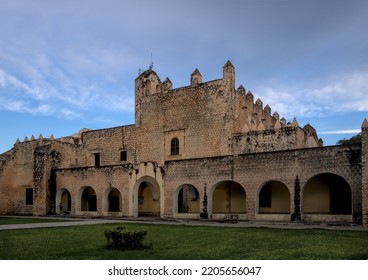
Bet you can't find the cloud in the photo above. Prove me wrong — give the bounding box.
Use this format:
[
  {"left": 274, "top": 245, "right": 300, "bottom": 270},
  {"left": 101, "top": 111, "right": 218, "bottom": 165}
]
[
  {"left": 1, "top": 0, "right": 367, "bottom": 133},
  {"left": 0, "top": 93, "right": 80, "bottom": 120},
  {"left": 0, "top": 49, "right": 135, "bottom": 122},
  {"left": 254, "top": 71, "right": 368, "bottom": 120},
  {"left": 0, "top": 68, "right": 34, "bottom": 96},
  {"left": 319, "top": 129, "right": 361, "bottom": 135}
]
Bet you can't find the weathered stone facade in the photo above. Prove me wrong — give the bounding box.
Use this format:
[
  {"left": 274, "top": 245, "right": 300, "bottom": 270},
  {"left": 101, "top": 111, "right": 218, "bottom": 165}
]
[{"left": 0, "top": 61, "right": 367, "bottom": 226}]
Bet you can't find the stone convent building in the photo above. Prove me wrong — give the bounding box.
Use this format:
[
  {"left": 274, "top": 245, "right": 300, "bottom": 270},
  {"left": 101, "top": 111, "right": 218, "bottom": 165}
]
[{"left": 1, "top": 61, "right": 368, "bottom": 226}]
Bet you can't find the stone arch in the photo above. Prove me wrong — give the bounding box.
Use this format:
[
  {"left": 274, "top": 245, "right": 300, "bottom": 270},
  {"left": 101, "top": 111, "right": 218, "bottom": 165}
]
[
  {"left": 55, "top": 188, "right": 71, "bottom": 214},
  {"left": 144, "top": 79, "right": 152, "bottom": 95},
  {"left": 302, "top": 172, "right": 352, "bottom": 215},
  {"left": 155, "top": 84, "right": 161, "bottom": 93},
  {"left": 257, "top": 180, "right": 291, "bottom": 214},
  {"left": 209, "top": 180, "right": 246, "bottom": 218},
  {"left": 173, "top": 184, "right": 200, "bottom": 216},
  {"left": 133, "top": 176, "right": 160, "bottom": 217},
  {"left": 76, "top": 186, "right": 97, "bottom": 212},
  {"left": 102, "top": 187, "right": 122, "bottom": 213}
]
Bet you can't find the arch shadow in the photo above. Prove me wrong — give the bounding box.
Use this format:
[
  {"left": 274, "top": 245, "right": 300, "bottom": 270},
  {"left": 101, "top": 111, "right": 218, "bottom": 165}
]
[
  {"left": 302, "top": 173, "right": 352, "bottom": 217},
  {"left": 209, "top": 180, "right": 247, "bottom": 220}
]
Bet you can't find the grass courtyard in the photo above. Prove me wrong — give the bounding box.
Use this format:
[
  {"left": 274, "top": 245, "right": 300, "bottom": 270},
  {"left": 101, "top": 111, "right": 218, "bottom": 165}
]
[{"left": 0, "top": 220, "right": 367, "bottom": 260}]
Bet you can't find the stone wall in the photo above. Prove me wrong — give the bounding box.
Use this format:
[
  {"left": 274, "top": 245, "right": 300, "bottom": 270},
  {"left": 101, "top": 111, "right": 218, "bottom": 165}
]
[
  {"left": 0, "top": 138, "right": 84, "bottom": 214},
  {"left": 361, "top": 119, "right": 368, "bottom": 226},
  {"left": 163, "top": 144, "right": 362, "bottom": 222},
  {"left": 81, "top": 125, "right": 138, "bottom": 166},
  {"left": 0, "top": 143, "right": 34, "bottom": 214},
  {"left": 55, "top": 165, "right": 131, "bottom": 216},
  {"left": 231, "top": 126, "right": 311, "bottom": 154}
]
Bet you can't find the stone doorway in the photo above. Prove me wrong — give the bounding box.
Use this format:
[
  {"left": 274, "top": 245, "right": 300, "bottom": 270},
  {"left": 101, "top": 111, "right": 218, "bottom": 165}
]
[
  {"left": 60, "top": 189, "right": 71, "bottom": 213},
  {"left": 55, "top": 188, "right": 71, "bottom": 214},
  {"left": 303, "top": 173, "right": 352, "bottom": 217},
  {"left": 103, "top": 187, "right": 122, "bottom": 213},
  {"left": 80, "top": 186, "right": 97, "bottom": 212},
  {"left": 137, "top": 181, "right": 160, "bottom": 217},
  {"left": 173, "top": 184, "right": 200, "bottom": 218},
  {"left": 210, "top": 180, "right": 246, "bottom": 219},
  {"left": 258, "top": 181, "right": 290, "bottom": 214}
]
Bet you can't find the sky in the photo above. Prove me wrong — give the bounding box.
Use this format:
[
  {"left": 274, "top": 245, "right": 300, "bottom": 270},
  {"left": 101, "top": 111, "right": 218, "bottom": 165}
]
[{"left": 0, "top": 0, "right": 367, "bottom": 153}]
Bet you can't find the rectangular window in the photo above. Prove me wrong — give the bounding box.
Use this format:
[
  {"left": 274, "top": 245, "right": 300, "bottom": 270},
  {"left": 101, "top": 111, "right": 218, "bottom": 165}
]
[
  {"left": 171, "top": 137, "right": 180, "bottom": 155},
  {"left": 120, "top": 150, "right": 127, "bottom": 161},
  {"left": 94, "top": 153, "right": 100, "bottom": 167},
  {"left": 26, "top": 188, "right": 33, "bottom": 205}
]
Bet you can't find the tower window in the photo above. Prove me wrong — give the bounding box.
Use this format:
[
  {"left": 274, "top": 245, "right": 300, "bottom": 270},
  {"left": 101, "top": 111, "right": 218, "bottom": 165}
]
[
  {"left": 120, "top": 150, "right": 127, "bottom": 161},
  {"left": 171, "top": 137, "right": 179, "bottom": 155},
  {"left": 94, "top": 153, "right": 100, "bottom": 167},
  {"left": 26, "top": 188, "right": 33, "bottom": 205}
]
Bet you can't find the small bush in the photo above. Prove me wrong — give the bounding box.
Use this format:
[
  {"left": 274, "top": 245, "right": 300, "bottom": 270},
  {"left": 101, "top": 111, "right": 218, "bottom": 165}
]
[{"left": 104, "top": 227, "right": 151, "bottom": 250}]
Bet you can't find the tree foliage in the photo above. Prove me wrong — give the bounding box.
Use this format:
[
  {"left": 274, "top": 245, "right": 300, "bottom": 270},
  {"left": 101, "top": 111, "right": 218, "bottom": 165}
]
[{"left": 336, "top": 134, "right": 361, "bottom": 146}]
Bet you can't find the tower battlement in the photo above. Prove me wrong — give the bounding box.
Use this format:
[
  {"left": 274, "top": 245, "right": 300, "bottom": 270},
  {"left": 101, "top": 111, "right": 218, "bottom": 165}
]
[{"left": 134, "top": 61, "right": 319, "bottom": 150}]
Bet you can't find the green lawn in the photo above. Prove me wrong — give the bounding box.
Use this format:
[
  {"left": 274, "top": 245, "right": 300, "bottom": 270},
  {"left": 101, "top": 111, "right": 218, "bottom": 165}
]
[{"left": 0, "top": 223, "right": 367, "bottom": 260}]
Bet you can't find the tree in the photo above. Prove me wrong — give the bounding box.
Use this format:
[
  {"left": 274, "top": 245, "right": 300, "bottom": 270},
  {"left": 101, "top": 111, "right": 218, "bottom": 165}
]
[{"left": 336, "top": 134, "right": 361, "bottom": 146}]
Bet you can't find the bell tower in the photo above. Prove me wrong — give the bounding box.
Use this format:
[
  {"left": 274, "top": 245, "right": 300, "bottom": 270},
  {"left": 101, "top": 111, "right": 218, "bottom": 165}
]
[{"left": 134, "top": 69, "right": 162, "bottom": 127}]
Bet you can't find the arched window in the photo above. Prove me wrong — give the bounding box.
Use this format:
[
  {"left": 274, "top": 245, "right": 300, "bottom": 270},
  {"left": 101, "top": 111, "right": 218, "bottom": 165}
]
[{"left": 171, "top": 137, "right": 179, "bottom": 155}]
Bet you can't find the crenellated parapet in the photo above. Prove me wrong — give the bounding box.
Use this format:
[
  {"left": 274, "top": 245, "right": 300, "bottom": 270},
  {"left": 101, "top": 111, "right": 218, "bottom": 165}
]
[
  {"left": 234, "top": 84, "right": 296, "bottom": 134},
  {"left": 134, "top": 61, "right": 320, "bottom": 154},
  {"left": 222, "top": 60, "right": 235, "bottom": 90},
  {"left": 135, "top": 69, "right": 162, "bottom": 97},
  {"left": 232, "top": 81, "right": 320, "bottom": 152},
  {"left": 14, "top": 127, "right": 92, "bottom": 150},
  {"left": 162, "top": 77, "right": 173, "bottom": 91},
  {"left": 14, "top": 133, "right": 81, "bottom": 148},
  {"left": 233, "top": 81, "right": 320, "bottom": 151},
  {"left": 191, "top": 68, "right": 202, "bottom": 86}
]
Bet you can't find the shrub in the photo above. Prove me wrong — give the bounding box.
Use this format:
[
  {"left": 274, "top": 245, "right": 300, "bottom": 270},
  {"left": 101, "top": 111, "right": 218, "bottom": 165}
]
[{"left": 104, "top": 227, "right": 151, "bottom": 250}]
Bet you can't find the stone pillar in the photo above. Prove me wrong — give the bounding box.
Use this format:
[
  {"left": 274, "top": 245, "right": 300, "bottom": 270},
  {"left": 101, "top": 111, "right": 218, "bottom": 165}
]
[
  {"left": 291, "top": 176, "right": 301, "bottom": 221},
  {"left": 361, "top": 119, "right": 368, "bottom": 226},
  {"left": 200, "top": 185, "right": 208, "bottom": 219}
]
